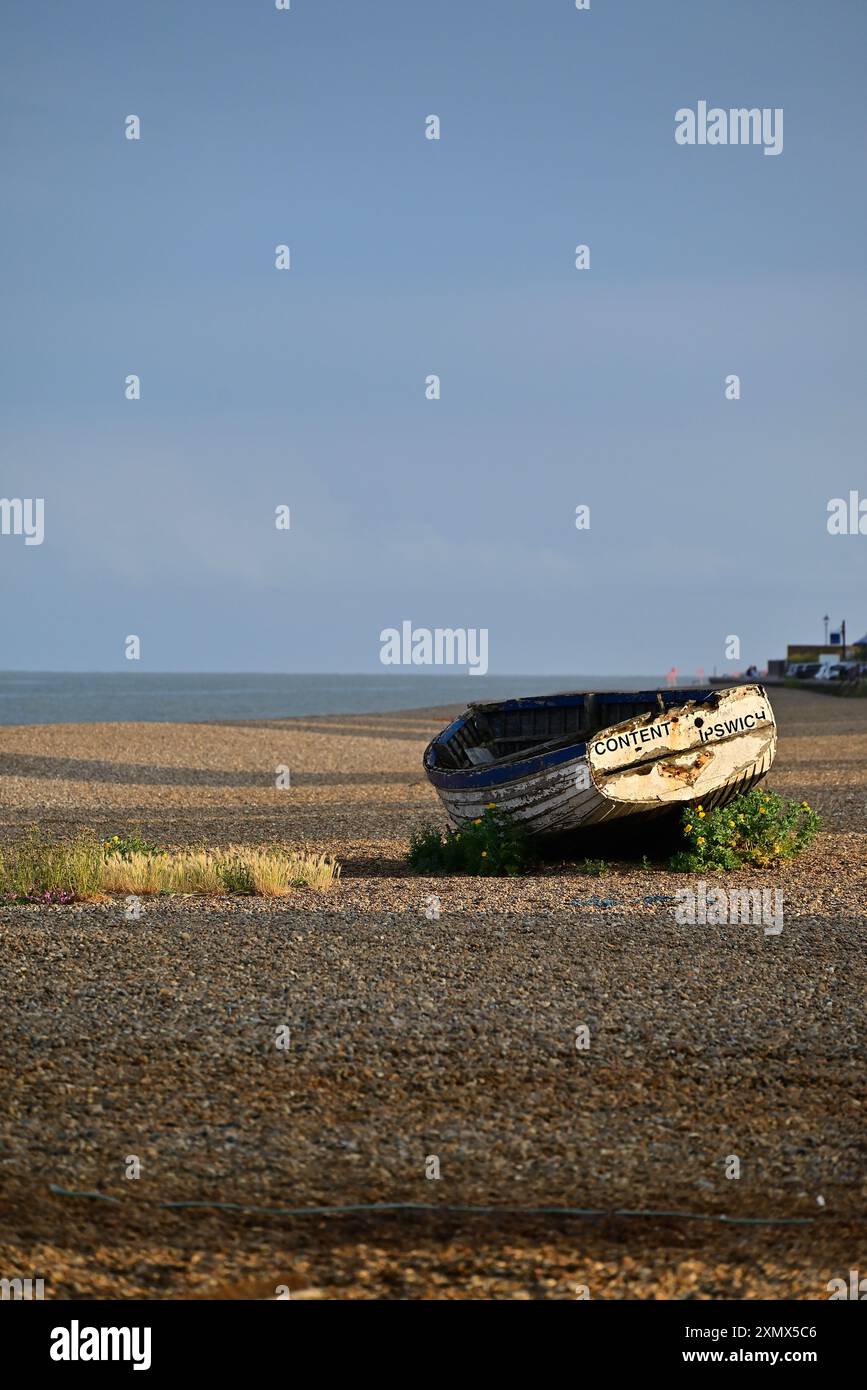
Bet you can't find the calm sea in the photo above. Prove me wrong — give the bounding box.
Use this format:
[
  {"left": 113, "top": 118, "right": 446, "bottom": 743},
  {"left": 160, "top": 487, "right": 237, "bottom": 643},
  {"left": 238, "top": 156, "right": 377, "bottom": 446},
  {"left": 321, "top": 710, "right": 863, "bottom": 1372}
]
[{"left": 0, "top": 672, "right": 692, "bottom": 726}]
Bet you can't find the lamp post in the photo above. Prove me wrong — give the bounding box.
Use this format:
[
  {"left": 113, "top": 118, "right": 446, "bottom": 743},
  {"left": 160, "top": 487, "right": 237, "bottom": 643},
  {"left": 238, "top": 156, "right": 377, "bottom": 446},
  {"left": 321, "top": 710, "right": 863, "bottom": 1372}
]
[{"left": 823, "top": 614, "right": 829, "bottom": 645}]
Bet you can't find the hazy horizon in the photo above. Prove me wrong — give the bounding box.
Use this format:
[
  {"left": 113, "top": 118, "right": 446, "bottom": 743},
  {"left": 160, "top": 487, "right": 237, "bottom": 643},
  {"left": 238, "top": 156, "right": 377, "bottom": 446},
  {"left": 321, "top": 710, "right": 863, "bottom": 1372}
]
[{"left": 0, "top": 665, "right": 751, "bottom": 677}]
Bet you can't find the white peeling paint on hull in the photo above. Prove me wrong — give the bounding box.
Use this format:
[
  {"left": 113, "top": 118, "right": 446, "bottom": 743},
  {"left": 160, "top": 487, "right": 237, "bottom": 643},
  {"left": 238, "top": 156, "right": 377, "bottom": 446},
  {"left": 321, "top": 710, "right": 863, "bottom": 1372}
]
[
  {"left": 588, "top": 685, "right": 776, "bottom": 811},
  {"left": 435, "top": 685, "right": 777, "bottom": 836}
]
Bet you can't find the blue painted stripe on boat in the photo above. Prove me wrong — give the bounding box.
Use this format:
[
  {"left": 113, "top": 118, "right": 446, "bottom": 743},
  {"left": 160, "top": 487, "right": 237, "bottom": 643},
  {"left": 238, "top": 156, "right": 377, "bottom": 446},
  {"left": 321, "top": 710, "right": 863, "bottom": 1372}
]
[
  {"left": 470, "top": 688, "right": 718, "bottom": 713},
  {"left": 436, "top": 714, "right": 468, "bottom": 742},
  {"left": 425, "top": 739, "right": 587, "bottom": 790}
]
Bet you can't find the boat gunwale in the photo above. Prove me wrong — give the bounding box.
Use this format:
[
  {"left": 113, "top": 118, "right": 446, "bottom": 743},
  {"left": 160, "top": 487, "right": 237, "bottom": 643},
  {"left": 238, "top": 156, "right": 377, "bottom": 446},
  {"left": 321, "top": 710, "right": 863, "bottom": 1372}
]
[{"left": 466, "top": 687, "right": 705, "bottom": 714}]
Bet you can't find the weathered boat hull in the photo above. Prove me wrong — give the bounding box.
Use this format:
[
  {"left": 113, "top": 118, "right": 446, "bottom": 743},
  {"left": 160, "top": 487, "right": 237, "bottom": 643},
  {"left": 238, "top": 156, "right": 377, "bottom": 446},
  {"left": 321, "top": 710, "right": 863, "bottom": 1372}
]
[{"left": 423, "top": 685, "right": 777, "bottom": 836}]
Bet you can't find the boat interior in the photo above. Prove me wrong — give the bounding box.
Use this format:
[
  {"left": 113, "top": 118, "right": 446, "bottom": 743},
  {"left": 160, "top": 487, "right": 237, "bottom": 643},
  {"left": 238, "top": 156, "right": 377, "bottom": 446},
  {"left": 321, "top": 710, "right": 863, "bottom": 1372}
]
[{"left": 429, "top": 689, "right": 716, "bottom": 771}]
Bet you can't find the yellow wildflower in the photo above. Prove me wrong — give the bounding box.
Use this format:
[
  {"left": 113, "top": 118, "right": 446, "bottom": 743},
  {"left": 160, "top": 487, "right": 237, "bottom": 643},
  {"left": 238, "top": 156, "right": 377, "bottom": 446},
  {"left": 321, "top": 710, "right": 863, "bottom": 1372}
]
[
  {"left": 473, "top": 818, "right": 482, "bottom": 825},
  {"left": 697, "top": 836, "right": 706, "bottom": 846},
  {"left": 486, "top": 802, "right": 496, "bottom": 809},
  {"left": 684, "top": 823, "right": 693, "bottom": 834},
  {"left": 481, "top": 850, "right": 487, "bottom": 858},
  {"left": 759, "top": 808, "right": 766, "bottom": 815}
]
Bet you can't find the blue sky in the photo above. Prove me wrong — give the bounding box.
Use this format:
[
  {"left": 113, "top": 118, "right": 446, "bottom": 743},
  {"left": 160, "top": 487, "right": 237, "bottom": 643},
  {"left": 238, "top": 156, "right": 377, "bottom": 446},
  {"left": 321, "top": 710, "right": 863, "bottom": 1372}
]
[{"left": 1, "top": 0, "right": 865, "bottom": 674}]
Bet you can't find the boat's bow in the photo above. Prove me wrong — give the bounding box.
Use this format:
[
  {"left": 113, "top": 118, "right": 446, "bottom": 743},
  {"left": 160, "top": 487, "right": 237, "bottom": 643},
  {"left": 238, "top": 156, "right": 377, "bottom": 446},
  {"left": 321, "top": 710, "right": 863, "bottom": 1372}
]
[{"left": 588, "top": 683, "right": 776, "bottom": 808}]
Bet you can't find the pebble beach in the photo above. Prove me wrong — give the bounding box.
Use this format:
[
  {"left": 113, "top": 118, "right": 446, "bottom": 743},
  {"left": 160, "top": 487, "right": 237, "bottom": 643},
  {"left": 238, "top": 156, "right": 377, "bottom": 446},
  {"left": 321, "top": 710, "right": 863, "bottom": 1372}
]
[{"left": 0, "top": 685, "right": 865, "bottom": 1299}]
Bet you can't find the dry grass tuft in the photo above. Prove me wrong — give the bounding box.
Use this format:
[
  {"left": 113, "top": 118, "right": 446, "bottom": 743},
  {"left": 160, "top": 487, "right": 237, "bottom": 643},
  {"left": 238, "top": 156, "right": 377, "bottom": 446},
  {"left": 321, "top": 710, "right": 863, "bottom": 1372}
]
[
  {"left": 0, "top": 831, "right": 339, "bottom": 901},
  {"left": 100, "top": 845, "right": 339, "bottom": 896}
]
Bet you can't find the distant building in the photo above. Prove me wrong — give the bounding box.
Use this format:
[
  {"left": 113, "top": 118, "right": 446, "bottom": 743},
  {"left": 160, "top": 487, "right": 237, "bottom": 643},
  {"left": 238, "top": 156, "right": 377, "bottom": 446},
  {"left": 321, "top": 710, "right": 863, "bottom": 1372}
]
[
  {"left": 766, "top": 627, "right": 865, "bottom": 676},
  {"left": 785, "top": 639, "right": 865, "bottom": 664}
]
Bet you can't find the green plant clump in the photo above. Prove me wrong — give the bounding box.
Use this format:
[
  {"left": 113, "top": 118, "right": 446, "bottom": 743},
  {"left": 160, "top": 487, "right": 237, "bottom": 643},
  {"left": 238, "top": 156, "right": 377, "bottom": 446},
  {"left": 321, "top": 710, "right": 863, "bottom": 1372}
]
[
  {"left": 0, "top": 827, "right": 101, "bottom": 901},
  {"left": 103, "top": 833, "right": 167, "bottom": 861},
  {"left": 216, "top": 854, "right": 257, "bottom": 894},
  {"left": 408, "top": 804, "right": 529, "bottom": 876},
  {"left": 669, "top": 788, "right": 820, "bottom": 872},
  {"left": 576, "top": 857, "right": 609, "bottom": 877}
]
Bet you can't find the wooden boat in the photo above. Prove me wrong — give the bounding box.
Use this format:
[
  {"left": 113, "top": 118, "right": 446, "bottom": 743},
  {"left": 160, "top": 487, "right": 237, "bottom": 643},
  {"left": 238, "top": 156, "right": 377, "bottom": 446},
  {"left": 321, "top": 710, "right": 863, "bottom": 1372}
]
[{"left": 423, "top": 684, "right": 776, "bottom": 835}]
